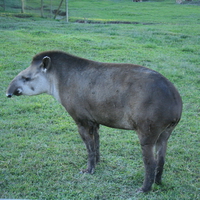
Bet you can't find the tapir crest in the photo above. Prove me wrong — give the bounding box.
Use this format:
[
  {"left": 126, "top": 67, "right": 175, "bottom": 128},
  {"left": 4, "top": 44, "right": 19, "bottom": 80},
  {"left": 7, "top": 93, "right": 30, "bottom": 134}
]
[{"left": 6, "top": 50, "right": 182, "bottom": 192}]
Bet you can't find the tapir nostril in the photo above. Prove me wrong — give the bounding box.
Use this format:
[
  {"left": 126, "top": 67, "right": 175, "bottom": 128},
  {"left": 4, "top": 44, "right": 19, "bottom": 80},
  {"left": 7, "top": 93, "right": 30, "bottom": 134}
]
[
  {"left": 6, "top": 94, "right": 12, "bottom": 98},
  {"left": 14, "top": 88, "right": 23, "bottom": 96}
]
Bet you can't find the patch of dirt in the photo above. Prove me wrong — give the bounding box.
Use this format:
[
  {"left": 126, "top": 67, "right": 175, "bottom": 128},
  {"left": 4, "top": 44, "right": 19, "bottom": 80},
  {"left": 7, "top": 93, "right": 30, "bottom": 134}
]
[
  {"left": 181, "top": 1, "right": 200, "bottom": 5},
  {"left": 11, "top": 5, "right": 21, "bottom": 9},
  {"left": 14, "top": 14, "right": 33, "bottom": 18},
  {"left": 75, "top": 20, "right": 158, "bottom": 25},
  {"left": 52, "top": 9, "right": 66, "bottom": 16}
]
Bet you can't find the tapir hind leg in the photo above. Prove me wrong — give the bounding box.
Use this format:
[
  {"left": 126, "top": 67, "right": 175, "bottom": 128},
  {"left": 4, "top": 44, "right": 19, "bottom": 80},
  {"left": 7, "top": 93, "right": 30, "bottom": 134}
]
[
  {"left": 155, "top": 127, "right": 173, "bottom": 184},
  {"left": 139, "top": 143, "right": 157, "bottom": 192},
  {"left": 137, "top": 125, "right": 162, "bottom": 192},
  {"left": 77, "top": 122, "right": 100, "bottom": 174}
]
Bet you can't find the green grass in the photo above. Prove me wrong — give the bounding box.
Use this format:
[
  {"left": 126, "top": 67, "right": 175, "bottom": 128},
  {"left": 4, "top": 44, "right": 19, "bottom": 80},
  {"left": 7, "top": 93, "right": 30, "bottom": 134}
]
[{"left": 0, "top": 0, "right": 200, "bottom": 199}]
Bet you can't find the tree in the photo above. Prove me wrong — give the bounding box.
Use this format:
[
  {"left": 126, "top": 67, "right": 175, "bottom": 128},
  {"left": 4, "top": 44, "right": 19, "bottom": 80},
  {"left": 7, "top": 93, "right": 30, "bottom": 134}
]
[
  {"left": 41, "top": 0, "right": 44, "bottom": 17},
  {"left": 66, "top": 0, "right": 68, "bottom": 22},
  {"left": 54, "top": 0, "right": 64, "bottom": 19},
  {"left": 21, "top": 0, "right": 25, "bottom": 13},
  {"left": 54, "top": 0, "right": 68, "bottom": 22},
  {"left": 3, "top": 0, "right": 6, "bottom": 11}
]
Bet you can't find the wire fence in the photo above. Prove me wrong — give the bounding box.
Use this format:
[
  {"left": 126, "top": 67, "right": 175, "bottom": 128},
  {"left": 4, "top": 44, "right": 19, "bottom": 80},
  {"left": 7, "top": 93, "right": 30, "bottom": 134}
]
[
  {"left": 0, "top": 0, "right": 68, "bottom": 20},
  {"left": 1, "top": 0, "right": 199, "bottom": 20}
]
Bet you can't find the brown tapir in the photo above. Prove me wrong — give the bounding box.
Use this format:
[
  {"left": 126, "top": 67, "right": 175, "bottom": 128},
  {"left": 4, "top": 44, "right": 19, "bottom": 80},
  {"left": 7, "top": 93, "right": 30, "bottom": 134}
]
[{"left": 6, "top": 50, "right": 182, "bottom": 192}]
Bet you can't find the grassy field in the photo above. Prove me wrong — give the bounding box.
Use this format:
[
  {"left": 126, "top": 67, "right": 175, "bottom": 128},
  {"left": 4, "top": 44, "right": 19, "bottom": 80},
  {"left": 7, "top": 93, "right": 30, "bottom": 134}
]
[{"left": 0, "top": 0, "right": 200, "bottom": 199}]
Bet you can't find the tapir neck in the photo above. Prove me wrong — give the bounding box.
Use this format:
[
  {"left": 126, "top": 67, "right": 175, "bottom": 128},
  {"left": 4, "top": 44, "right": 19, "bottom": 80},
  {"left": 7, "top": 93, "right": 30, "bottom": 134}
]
[
  {"left": 47, "top": 75, "right": 61, "bottom": 103},
  {"left": 50, "top": 84, "right": 61, "bottom": 103}
]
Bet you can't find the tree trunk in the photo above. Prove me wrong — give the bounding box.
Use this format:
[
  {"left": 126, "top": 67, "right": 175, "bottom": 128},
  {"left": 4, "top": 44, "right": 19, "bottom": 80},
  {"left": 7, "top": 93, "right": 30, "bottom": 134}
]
[
  {"left": 176, "top": 0, "right": 183, "bottom": 3},
  {"left": 54, "top": 0, "right": 64, "bottom": 19},
  {"left": 21, "top": 0, "right": 25, "bottom": 13},
  {"left": 66, "top": 0, "right": 68, "bottom": 22},
  {"left": 50, "top": 0, "right": 52, "bottom": 18},
  {"left": 3, "top": 0, "right": 6, "bottom": 11},
  {"left": 41, "top": 0, "right": 44, "bottom": 17}
]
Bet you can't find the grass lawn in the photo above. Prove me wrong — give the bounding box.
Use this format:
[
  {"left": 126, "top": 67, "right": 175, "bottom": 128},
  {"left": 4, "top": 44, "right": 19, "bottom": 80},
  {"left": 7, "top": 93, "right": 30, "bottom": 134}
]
[{"left": 0, "top": 0, "right": 200, "bottom": 199}]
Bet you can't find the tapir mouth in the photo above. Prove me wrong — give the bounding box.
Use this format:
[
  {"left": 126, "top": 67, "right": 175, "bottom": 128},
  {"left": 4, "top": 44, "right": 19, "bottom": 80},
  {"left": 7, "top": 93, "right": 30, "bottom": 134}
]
[{"left": 6, "top": 88, "right": 23, "bottom": 98}]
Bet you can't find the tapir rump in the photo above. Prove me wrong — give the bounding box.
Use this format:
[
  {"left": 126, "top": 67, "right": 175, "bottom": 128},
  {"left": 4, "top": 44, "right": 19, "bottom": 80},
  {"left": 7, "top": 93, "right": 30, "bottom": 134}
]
[{"left": 6, "top": 51, "right": 182, "bottom": 192}]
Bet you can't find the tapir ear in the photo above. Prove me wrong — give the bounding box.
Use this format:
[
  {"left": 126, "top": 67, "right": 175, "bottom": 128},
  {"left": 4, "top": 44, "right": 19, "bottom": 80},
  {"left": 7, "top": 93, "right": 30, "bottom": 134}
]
[{"left": 41, "top": 56, "right": 51, "bottom": 72}]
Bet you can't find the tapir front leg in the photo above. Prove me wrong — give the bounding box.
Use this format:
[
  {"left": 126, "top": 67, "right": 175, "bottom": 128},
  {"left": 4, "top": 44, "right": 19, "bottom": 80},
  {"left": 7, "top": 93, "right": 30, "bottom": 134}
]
[
  {"left": 94, "top": 125, "right": 100, "bottom": 163},
  {"left": 77, "top": 123, "right": 100, "bottom": 174}
]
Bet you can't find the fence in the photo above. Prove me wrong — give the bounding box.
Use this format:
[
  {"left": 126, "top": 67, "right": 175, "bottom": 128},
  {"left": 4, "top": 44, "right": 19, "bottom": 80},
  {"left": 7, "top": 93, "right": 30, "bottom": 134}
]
[
  {"left": 0, "top": 0, "right": 68, "bottom": 20},
  {"left": 1, "top": 0, "right": 199, "bottom": 21}
]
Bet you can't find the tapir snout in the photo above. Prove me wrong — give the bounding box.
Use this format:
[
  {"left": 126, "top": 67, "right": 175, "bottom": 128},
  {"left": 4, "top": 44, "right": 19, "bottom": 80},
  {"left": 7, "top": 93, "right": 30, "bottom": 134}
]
[
  {"left": 6, "top": 51, "right": 182, "bottom": 192},
  {"left": 7, "top": 88, "right": 22, "bottom": 97},
  {"left": 6, "top": 78, "right": 23, "bottom": 97}
]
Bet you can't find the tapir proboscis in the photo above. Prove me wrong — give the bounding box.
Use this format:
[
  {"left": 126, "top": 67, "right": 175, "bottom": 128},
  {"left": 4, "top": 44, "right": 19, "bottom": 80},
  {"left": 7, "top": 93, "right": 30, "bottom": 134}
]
[{"left": 6, "top": 51, "right": 182, "bottom": 192}]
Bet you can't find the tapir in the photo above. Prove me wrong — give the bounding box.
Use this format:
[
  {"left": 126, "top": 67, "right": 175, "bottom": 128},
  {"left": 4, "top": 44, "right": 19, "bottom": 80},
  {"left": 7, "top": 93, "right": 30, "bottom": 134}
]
[{"left": 6, "top": 50, "right": 182, "bottom": 192}]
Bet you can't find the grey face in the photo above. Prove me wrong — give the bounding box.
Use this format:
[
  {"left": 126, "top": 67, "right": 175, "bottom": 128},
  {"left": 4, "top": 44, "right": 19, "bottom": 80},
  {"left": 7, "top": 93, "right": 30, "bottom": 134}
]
[{"left": 6, "top": 56, "right": 51, "bottom": 98}]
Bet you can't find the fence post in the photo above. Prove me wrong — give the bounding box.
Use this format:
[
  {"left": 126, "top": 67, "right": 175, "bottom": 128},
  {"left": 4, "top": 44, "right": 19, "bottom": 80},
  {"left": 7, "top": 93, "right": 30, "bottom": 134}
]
[
  {"left": 3, "top": 0, "right": 6, "bottom": 11},
  {"left": 50, "top": 0, "right": 52, "bottom": 18},
  {"left": 41, "top": 0, "right": 44, "bottom": 17},
  {"left": 54, "top": 0, "right": 64, "bottom": 19},
  {"left": 66, "top": 0, "right": 68, "bottom": 22},
  {"left": 21, "top": 0, "right": 25, "bottom": 13}
]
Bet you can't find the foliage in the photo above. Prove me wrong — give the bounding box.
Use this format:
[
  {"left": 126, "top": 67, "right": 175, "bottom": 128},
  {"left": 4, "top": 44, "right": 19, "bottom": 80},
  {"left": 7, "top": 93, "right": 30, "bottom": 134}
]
[{"left": 0, "top": 0, "right": 199, "bottom": 199}]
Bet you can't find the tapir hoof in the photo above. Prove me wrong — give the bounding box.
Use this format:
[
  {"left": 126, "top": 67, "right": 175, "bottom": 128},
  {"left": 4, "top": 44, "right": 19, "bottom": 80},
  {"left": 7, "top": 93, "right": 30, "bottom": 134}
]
[
  {"left": 155, "top": 180, "right": 162, "bottom": 185},
  {"left": 136, "top": 187, "right": 151, "bottom": 193},
  {"left": 80, "top": 168, "right": 95, "bottom": 174},
  {"left": 155, "top": 177, "right": 162, "bottom": 185}
]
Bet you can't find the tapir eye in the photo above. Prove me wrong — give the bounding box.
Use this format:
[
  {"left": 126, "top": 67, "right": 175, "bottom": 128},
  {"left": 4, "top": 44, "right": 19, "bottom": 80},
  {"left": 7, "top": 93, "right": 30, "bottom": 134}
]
[{"left": 22, "top": 76, "right": 31, "bottom": 82}]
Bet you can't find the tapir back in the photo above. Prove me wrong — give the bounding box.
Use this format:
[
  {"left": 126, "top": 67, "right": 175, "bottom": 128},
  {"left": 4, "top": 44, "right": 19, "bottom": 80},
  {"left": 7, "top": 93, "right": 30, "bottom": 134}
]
[{"left": 55, "top": 59, "right": 182, "bottom": 130}]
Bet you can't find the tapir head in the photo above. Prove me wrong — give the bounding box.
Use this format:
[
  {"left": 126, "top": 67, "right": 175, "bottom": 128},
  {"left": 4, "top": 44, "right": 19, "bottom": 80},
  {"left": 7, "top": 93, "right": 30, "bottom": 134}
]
[{"left": 6, "top": 56, "right": 51, "bottom": 98}]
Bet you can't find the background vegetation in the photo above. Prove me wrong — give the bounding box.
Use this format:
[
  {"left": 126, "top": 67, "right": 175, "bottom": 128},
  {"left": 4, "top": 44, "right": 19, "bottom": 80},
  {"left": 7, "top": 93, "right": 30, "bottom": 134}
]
[{"left": 0, "top": 0, "right": 199, "bottom": 199}]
